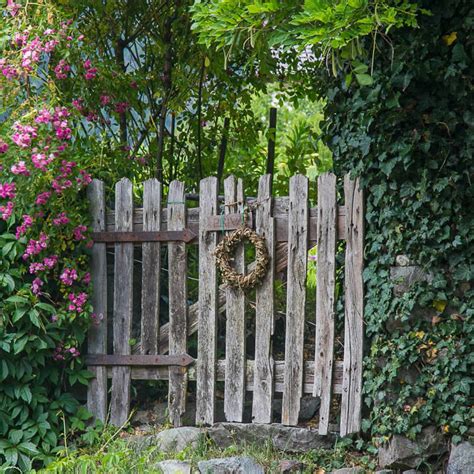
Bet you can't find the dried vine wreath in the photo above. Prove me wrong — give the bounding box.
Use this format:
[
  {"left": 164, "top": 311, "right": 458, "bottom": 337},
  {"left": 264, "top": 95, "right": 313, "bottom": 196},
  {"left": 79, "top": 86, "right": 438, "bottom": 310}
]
[{"left": 215, "top": 226, "right": 269, "bottom": 291}]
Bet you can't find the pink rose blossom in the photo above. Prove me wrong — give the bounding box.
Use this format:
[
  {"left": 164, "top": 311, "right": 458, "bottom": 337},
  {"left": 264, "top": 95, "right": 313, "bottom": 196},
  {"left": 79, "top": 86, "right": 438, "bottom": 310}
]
[
  {"left": 23, "top": 232, "right": 48, "bottom": 259},
  {"left": 0, "top": 58, "right": 18, "bottom": 80},
  {"left": 15, "top": 214, "right": 33, "bottom": 238},
  {"left": 69, "top": 347, "right": 80, "bottom": 357},
  {"left": 11, "top": 122, "right": 38, "bottom": 148},
  {"left": 53, "top": 212, "right": 70, "bottom": 226},
  {"left": 31, "top": 152, "right": 54, "bottom": 170},
  {"left": 43, "top": 255, "right": 58, "bottom": 268},
  {"left": 31, "top": 277, "right": 43, "bottom": 295},
  {"left": 35, "top": 191, "right": 51, "bottom": 205},
  {"left": 21, "top": 37, "right": 42, "bottom": 70},
  {"left": 7, "top": 0, "right": 20, "bottom": 17},
  {"left": 0, "top": 201, "right": 14, "bottom": 220},
  {"left": 0, "top": 140, "right": 9, "bottom": 153},
  {"left": 72, "top": 98, "right": 83, "bottom": 111},
  {"left": 114, "top": 102, "right": 130, "bottom": 114},
  {"left": 11, "top": 161, "right": 30, "bottom": 176},
  {"left": 54, "top": 59, "right": 70, "bottom": 79},
  {"left": 60, "top": 267, "right": 78, "bottom": 286},
  {"left": 29, "top": 262, "right": 45, "bottom": 274},
  {"left": 0, "top": 182, "right": 16, "bottom": 199},
  {"left": 67, "top": 291, "right": 88, "bottom": 313},
  {"left": 72, "top": 225, "right": 87, "bottom": 241},
  {"left": 100, "top": 95, "right": 111, "bottom": 106},
  {"left": 35, "top": 108, "right": 52, "bottom": 124}
]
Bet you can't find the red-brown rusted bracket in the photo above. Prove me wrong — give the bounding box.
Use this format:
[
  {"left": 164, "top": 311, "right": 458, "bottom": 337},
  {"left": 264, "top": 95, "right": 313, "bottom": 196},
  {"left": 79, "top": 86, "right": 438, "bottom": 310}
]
[
  {"left": 85, "top": 354, "right": 195, "bottom": 367},
  {"left": 91, "top": 229, "right": 196, "bottom": 243}
]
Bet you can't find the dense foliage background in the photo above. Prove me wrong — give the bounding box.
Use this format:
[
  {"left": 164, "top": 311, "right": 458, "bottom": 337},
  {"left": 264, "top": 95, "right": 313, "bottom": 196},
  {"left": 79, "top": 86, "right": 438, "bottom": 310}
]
[
  {"left": 326, "top": 0, "right": 473, "bottom": 445},
  {"left": 0, "top": 0, "right": 472, "bottom": 470}
]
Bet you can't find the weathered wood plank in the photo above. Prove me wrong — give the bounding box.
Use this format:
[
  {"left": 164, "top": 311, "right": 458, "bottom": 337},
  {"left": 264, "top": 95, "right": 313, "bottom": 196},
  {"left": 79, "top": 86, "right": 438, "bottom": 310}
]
[
  {"left": 167, "top": 180, "right": 188, "bottom": 427},
  {"left": 149, "top": 242, "right": 288, "bottom": 356},
  {"left": 110, "top": 178, "right": 134, "bottom": 426},
  {"left": 340, "top": 175, "right": 364, "bottom": 436},
  {"left": 86, "top": 179, "right": 108, "bottom": 422},
  {"left": 313, "top": 173, "right": 337, "bottom": 435},
  {"left": 223, "top": 176, "right": 246, "bottom": 422},
  {"left": 141, "top": 179, "right": 161, "bottom": 355},
  {"left": 196, "top": 177, "right": 219, "bottom": 425},
  {"left": 282, "top": 175, "right": 308, "bottom": 426},
  {"left": 252, "top": 174, "right": 275, "bottom": 423},
  {"left": 120, "top": 360, "right": 344, "bottom": 395},
  {"left": 105, "top": 204, "right": 347, "bottom": 242}
]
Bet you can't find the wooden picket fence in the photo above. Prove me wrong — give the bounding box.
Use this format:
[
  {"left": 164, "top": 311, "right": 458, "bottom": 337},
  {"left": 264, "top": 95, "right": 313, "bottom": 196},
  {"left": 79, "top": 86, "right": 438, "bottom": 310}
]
[{"left": 85, "top": 173, "right": 364, "bottom": 436}]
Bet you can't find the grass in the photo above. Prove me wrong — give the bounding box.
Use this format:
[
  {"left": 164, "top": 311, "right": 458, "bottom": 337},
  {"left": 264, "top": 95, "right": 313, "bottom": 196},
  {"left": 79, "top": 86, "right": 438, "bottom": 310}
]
[{"left": 30, "top": 424, "right": 377, "bottom": 473}]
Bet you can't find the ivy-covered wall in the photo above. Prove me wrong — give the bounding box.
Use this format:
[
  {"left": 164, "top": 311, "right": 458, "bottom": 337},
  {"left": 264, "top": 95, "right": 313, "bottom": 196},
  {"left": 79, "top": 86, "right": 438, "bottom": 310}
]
[{"left": 324, "top": 0, "right": 473, "bottom": 444}]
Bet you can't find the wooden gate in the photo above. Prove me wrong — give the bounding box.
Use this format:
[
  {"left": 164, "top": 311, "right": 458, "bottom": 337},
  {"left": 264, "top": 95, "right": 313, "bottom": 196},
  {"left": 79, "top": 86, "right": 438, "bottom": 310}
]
[{"left": 85, "top": 173, "right": 364, "bottom": 436}]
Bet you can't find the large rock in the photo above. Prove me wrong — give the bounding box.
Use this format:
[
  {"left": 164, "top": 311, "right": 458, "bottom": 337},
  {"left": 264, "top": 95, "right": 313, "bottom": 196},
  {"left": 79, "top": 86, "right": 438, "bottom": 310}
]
[
  {"left": 198, "top": 456, "right": 264, "bottom": 473},
  {"left": 378, "top": 426, "right": 447, "bottom": 469},
  {"left": 390, "top": 265, "right": 432, "bottom": 296},
  {"left": 207, "top": 423, "right": 334, "bottom": 453},
  {"left": 131, "top": 426, "right": 203, "bottom": 453},
  {"left": 447, "top": 441, "right": 474, "bottom": 474},
  {"left": 156, "top": 460, "right": 192, "bottom": 473}
]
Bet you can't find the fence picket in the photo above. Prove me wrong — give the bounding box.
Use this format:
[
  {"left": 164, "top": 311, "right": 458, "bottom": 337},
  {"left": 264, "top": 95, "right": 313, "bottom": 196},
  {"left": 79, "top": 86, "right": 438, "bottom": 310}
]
[
  {"left": 223, "top": 176, "right": 246, "bottom": 422},
  {"left": 340, "top": 175, "right": 364, "bottom": 436},
  {"left": 86, "top": 179, "right": 108, "bottom": 422},
  {"left": 110, "top": 178, "right": 134, "bottom": 426},
  {"left": 313, "top": 172, "right": 337, "bottom": 434},
  {"left": 141, "top": 179, "right": 161, "bottom": 355},
  {"left": 282, "top": 175, "right": 308, "bottom": 426},
  {"left": 196, "top": 177, "right": 219, "bottom": 425},
  {"left": 252, "top": 174, "right": 275, "bottom": 423},
  {"left": 168, "top": 180, "right": 188, "bottom": 427},
  {"left": 86, "top": 172, "right": 364, "bottom": 435}
]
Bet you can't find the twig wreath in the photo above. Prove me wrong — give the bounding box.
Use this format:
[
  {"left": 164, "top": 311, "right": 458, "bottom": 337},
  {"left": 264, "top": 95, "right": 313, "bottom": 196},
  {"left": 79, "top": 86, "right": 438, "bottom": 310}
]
[{"left": 215, "top": 225, "right": 270, "bottom": 291}]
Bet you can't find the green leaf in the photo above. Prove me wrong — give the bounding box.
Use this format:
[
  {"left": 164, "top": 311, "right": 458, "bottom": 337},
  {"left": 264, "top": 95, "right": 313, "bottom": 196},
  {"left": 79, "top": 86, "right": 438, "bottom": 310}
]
[
  {"left": 28, "top": 309, "right": 41, "bottom": 328},
  {"left": 18, "top": 442, "right": 40, "bottom": 455},
  {"left": 5, "top": 295, "right": 29, "bottom": 304},
  {"left": 355, "top": 73, "right": 373, "bottom": 86},
  {"left": 9, "top": 429, "right": 23, "bottom": 445},
  {"left": 13, "top": 307, "right": 28, "bottom": 323}
]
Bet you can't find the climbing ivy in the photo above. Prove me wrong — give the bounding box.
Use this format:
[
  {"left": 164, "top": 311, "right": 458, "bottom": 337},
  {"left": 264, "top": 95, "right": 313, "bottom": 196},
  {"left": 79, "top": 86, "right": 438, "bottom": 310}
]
[{"left": 325, "top": 0, "right": 473, "bottom": 444}]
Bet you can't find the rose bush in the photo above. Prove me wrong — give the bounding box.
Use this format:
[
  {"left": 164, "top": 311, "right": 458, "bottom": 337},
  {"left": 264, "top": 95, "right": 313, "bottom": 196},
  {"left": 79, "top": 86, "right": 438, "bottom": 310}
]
[{"left": 0, "top": 2, "right": 121, "bottom": 470}]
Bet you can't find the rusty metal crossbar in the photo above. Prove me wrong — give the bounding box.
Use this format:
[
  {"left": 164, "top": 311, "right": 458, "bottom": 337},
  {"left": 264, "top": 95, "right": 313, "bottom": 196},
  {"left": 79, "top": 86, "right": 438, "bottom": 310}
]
[
  {"left": 85, "top": 354, "right": 195, "bottom": 367},
  {"left": 91, "top": 229, "right": 196, "bottom": 243}
]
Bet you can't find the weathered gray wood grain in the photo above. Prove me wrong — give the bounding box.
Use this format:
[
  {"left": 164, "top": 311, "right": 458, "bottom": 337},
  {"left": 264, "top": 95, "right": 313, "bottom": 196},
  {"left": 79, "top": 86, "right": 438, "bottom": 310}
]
[
  {"left": 196, "top": 177, "right": 219, "bottom": 425},
  {"left": 282, "top": 175, "right": 308, "bottom": 426},
  {"left": 153, "top": 243, "right": 289, "bottom": 356},
  {"left": 110, "top": 178, "right": 134, "bottom": 426},
  {"left": 113, "top": 359, "right": 345, "bottom": 395},
  {"left": 167, "top": 180, "right": 188, "bottom": 427},
  {"left": 87, "top": 179, "right": 108, "bottom": 422},
  {"left": 105, "top": 203, "right": 347, "bottom": 242},
  {"left": 313, "top": 173, "right": 337, "bottom": 435},
  {"left": 340, "top": 175, "right": 364, "bottom": 436},
  {"left": 141, "top": 179, "right": 161, "bottom": 355},
  {"left": 252, "top": 174, "right": 275, "bottom": 424},
  {"left": 223, "top": 176, "right": 246, "bottom": 422}
]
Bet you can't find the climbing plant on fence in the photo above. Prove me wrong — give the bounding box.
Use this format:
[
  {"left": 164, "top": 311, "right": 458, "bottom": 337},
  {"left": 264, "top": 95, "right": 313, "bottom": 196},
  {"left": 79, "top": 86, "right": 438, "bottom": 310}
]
[
  {"left": 325, "top": 0, "right": 473, "bottom": 445},
  {"left": 0, "top": 4, "right": 101, "bottom": 470}
]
